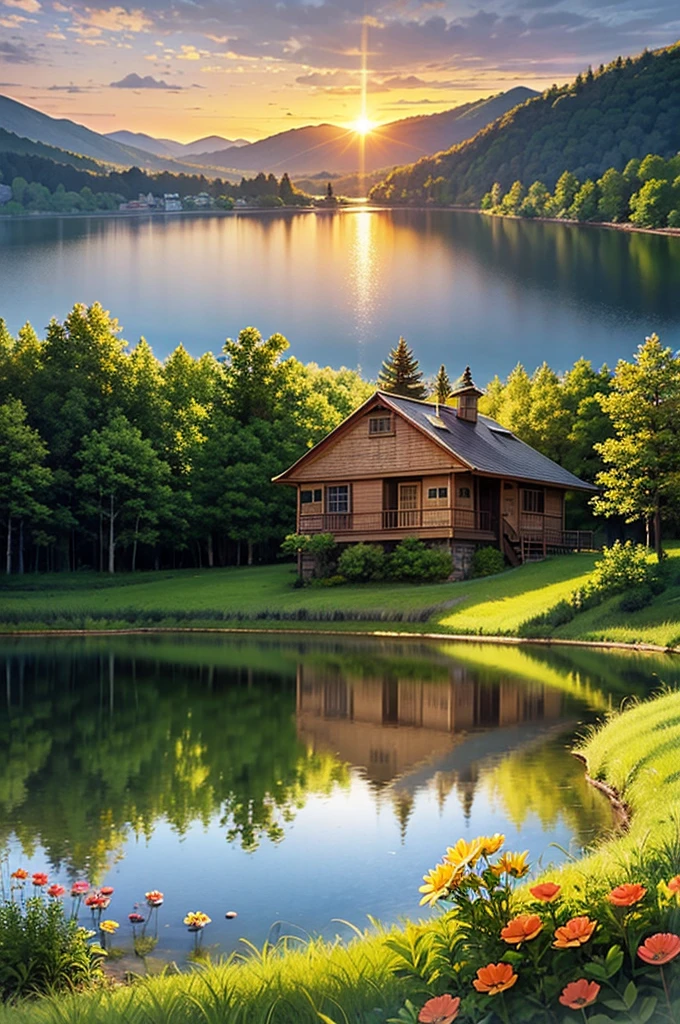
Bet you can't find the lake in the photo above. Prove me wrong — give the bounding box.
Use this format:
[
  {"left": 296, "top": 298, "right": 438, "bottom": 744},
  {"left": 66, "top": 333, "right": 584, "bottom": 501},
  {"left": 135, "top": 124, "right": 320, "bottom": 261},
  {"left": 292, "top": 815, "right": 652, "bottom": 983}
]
[
  {"left": 1, "top": 210, "right": 680, "bottom": 381},
  {"left": 1, "top": 634, "right": 677, "bottom": 966}
]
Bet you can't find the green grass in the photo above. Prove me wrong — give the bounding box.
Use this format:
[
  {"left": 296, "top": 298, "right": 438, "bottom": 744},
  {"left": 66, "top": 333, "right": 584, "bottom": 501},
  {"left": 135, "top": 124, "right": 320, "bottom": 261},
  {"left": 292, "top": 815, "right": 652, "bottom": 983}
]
[
  {"left": 1, "top": 688, "right": 678, "bottom": 1024},
  {"left": 1, "top": 545, "right": 680, "bottom": 646}
]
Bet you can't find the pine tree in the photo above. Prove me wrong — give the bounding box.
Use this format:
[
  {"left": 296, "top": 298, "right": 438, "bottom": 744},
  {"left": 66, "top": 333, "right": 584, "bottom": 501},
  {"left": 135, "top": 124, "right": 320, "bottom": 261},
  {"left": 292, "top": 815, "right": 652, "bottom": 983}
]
[
  {"left": 432, "top": 365, "right": 452, "bottom": 404},
  {"left": 377, "top": 337, "right": 427, "bottom": 399}
]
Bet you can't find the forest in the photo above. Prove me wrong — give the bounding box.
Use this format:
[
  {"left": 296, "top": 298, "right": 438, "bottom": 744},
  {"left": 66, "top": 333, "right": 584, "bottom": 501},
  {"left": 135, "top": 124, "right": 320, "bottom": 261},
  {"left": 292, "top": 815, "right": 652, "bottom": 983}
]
[
  {"left": 369, "top": 42, "right": 680, "bottom": 206},
  {"left": 2, "top": 303, "right": 676, "bottom": 575}
]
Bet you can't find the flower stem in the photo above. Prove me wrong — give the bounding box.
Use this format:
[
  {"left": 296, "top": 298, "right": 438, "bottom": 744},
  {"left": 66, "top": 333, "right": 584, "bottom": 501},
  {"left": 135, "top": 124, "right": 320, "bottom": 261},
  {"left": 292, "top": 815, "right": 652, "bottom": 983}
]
[{"left": 660, "top": 966, "right": 673, "bottom": 1019}]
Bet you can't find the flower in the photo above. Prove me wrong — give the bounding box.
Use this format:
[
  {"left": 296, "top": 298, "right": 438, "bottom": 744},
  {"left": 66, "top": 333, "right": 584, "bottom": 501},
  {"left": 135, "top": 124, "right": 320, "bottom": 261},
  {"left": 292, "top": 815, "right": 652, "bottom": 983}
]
[
  {"left": 443, "top": 837, "right": 484, "bottom": 870},
  {"left": 500, "top": 914, "right": 543, "bottom": 945},
  {"left": 637, "top": 933, "right": 680, "bottom": 965},
  {"left": 47, "top": 884, "right": 65, "bottom": 898},
  {"left": 418, "top": 994, "right": 461, "bottom": 1024},
  {"left": 100, "top": 886, "right": 114, "bottom": 897},
  {"left": 668, "top": 876, "right": 680, "bottom": 893},
  {"left": 31, "top": 873, "right": 48, "bottom": 887},
  {"left": 85, "top": 894, "right": 110, "bottom": 910},
  {"left": 492, "top": 851, "right": 530, "bottom": 878},
  {"left": 11, "top": 869, "right": 28, "bottom": 881},
  {"left": 478, "top": 833, "right": 504, "bottom": 856},
  {"left": 607, "top": 883, "right": 646, "bottom": 907},
  {"left": 559, "top": 979, "right": 600, "bottom": 1009},
  {"left": 530, "top": 882, "right": 561, "bottom": 903},
  {"left": 71, "top": 881, "right": 89, "bottom": 896},
  {"left": 553, "top": 916, "right": 597, "bottom": 949},
  {"left": 419, "top": 863, "right": 461, "bottom": 907},
  {"left": 99, "top": 920, "right": 119, "bottom": 935},
  {"left": 128, "top": 913, "right": 146, "bottom": 925},
  {"left": 145, "top": 890, "right": 164, "bottom": 907},
  {"left": 472, "top": 963, "right": 518, "bottom": 995},
  {"left": 184, "top": 911, "right": 211, "bottom": 930}
]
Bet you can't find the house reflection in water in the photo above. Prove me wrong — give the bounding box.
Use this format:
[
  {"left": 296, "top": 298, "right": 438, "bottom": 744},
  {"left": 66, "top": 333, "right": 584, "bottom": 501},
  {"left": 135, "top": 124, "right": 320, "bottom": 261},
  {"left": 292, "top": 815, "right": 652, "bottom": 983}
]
[{"left": 296, "top": 663, "right": 567, "bottom": 836}]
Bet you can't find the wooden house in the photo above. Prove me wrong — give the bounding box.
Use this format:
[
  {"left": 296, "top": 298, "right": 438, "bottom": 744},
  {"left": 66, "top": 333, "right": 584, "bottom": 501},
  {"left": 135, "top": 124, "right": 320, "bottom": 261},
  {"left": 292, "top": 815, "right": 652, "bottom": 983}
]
[{"left": 274, "top": 368, "right": 597, "bottom": 578}]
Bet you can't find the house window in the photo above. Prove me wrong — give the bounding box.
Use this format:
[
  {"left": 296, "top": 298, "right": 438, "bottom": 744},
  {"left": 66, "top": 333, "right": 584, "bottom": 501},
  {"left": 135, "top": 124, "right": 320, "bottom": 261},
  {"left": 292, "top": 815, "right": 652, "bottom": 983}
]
[
  {"left": 438, "top": 487, "right": 448, "bottom": 499},
  {"left": 458, "top": 486, "right": 471, "bottom": 499},
  {"left": 368, "top": 415, "right": 393, "bottom": 436},
  {"left": 427, "top": 488, "right": 437, "bottom": 499},
  {"left": 327, "top": 485, "right": 349, "bottom": 514},
  {"left": 313, "top": 488, "right": 322, "bottom": 502},
  {"left": 522, "top": 488, "right": 545, "bottom": 514},
  {"left": 300, "top": 490, "right": 313, "bottom": 504}
]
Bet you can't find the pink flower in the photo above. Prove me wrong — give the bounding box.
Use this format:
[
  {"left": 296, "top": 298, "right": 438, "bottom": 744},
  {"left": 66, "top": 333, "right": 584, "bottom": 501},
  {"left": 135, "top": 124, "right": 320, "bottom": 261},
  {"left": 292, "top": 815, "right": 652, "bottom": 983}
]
[
  {"left": 71, "top": 881, "right": 89, "bottom": 896},
  {"left": 47, "top": 884, "right": 66, "bottom": 898}
]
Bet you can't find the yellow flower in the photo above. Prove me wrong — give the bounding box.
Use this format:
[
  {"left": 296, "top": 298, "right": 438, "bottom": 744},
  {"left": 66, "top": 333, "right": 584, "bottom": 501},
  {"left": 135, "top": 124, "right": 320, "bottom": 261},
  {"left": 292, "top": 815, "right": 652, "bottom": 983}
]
[
  {"left": 443, "top": 837, "right": 484, "bottom": 870},
  {"left": 99, "top": 920, "right": 119, "bottom": 935},
  {"left": 184, "top": 911, "right": 211, "bottom": 929},
  {"left": 419, "top": 862, "right": 461, "bottom": 907},
  {"left": 492, "top": 851, "right": 530, "bottom": 879},
  {"left": 479, "top": 833, "right": 505, "bottom": 857}
]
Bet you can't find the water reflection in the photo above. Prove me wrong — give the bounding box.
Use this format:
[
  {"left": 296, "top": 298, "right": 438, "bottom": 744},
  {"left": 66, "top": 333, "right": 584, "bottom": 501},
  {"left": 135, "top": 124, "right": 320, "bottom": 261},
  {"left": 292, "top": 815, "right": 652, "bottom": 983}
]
[{"left": 0, "top": 636, "right": 673, "bottom": 949}]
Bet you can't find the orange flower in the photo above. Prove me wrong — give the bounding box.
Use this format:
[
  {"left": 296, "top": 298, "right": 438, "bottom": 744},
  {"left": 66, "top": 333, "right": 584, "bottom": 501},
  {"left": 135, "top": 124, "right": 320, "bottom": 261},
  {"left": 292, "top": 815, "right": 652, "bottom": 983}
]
[
  {"left": 417, "top": 994, "right": 461, "bottom": 1024},
  {"left": 478, "top": 833, "right": 505, "bottom": 857},
  {"left": 553, "top": 916, "right": 597, "bottom": 949},
  {"left": 637, "top": 933, "right": 680, "bottom": 965},
  {"left": 10, "top": 869, "right": 28, "bottom": 881},
  {"left": 419, "top": 863, "right": 461, "bottom": 907},
  {"left": 530, "top": 882, "right": 561, "bottom": 903},
  {"left": 607, "top": 883, "right": 646, "bottom": 907},
  {"left": 145, "top": 890, "right": 164, "bottom": 907},
  {"left": 472, "top": 963, "right": 518, "bottom": 995},
  {"left": 667, "top": 876, "right": 680, "bottom": 893},
  {"left": 492, "top": 851, "right": 530, "bottom": 879},
  {"left": 443, "top": 837, "right": 484, "bottom": 870},
  {"left": 47, "top": 884, "right": 65, "bottom": 898},
  {"left": 32, "top": 873, "right": 48, "bottom": 887},
  {"left": 100, "top": 886, "right": 114, "bottom": 897},
  {"left": 500, "top": 914, "right": 543, "bottom": 945},
  {"left": 559, "top": 979, "right": 600, "bottom": 1009}
]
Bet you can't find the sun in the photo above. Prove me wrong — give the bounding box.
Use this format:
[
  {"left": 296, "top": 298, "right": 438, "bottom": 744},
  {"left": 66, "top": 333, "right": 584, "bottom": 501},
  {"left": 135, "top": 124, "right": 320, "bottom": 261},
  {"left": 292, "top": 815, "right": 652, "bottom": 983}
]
[{"left": 353, "top": 116, "right": 375, "bottom": 136}]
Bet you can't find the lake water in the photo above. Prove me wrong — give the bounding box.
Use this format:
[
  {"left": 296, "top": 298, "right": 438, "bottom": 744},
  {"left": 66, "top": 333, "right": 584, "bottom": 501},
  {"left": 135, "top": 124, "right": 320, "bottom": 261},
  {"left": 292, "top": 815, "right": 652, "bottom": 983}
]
[
  {"left": 1, "top": 634, "right": 677, "bottom": 966},
  {"left": 1, "top": 210, "right": 680, "bottom": 381}
]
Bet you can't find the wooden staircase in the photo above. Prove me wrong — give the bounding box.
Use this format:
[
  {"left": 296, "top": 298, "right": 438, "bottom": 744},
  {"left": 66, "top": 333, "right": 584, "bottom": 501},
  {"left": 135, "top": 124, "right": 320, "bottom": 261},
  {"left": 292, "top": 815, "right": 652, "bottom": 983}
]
[{"left": 502, "top": 518, "right": 594, "bottom": 565}]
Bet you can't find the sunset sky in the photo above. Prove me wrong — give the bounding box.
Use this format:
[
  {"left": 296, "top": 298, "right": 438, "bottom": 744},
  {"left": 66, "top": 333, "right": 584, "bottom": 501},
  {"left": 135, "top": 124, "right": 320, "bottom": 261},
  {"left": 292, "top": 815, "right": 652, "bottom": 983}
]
[{"left": 1, "top": 0, "right": 679, "bottom": 142}]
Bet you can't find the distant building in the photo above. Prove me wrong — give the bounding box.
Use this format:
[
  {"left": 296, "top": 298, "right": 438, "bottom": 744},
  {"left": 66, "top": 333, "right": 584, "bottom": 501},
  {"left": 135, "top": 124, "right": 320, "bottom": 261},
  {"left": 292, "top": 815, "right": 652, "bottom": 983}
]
[
  {"left": 0, "top": 184, "right": 12, "bottom": 205},
  {"left": 163, "top": 193, "right": 182, "bottom": 212}
]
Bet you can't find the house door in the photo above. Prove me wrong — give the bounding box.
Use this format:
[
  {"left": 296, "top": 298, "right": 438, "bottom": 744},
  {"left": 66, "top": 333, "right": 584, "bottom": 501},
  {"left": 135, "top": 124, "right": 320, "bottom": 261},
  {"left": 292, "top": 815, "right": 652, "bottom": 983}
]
[{"left": 398, "top": 483, "right": 420, "bottom": 528}]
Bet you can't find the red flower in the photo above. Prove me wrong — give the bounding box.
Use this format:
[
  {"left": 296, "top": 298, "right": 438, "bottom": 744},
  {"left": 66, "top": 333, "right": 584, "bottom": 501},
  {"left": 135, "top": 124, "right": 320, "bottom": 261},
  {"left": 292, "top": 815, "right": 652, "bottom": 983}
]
[
  {"left": 607, "top": 883, "right": 646, "bottom": 907},
  {"left": 128, "top": 913, "right": 146, "bottom": 925},
  {"left": 47, "top": 884, "right": 65, "bottom": 898},
  {"left": 32, "top": 873, "right": 48, "bottom": 887},
  {"left": 667, "top": 876, "right": 680, "bottom": 893},
  {"left": 11, "top": 869, "right": 28, "bottom": 881},
  {"left": 500, "top": 914, "right": 543, "bottom": 945},
  {"left": 85, "top": 894, "right": 110, "bottom": 909},
  {"left": 100, "top": 886, "right": 114, "bottom": 897},
  {"left": 71, "top": 881, "right": 89, "bottom": 896},
  {"left": 145, "top": 890, "right": 164, "bottom": 907},
  {"left": 418, "top": 994, "right": 461, "bottom": 1024},
  {"left": 559, "top": 979, "right": 600, "bottom": 1009},
  {"left": 637, "top": 933, "right": 680, "bottom": 965},
  {"left": 530, "top": 882, "right": 561, "bottom": 903}
]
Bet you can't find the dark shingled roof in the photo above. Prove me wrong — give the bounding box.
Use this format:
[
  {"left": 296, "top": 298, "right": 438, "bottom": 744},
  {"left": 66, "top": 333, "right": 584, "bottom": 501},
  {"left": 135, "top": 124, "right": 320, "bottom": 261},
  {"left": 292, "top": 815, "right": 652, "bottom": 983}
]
[{"left": 378, "top": 392, "right": 598, "bottom": 492}]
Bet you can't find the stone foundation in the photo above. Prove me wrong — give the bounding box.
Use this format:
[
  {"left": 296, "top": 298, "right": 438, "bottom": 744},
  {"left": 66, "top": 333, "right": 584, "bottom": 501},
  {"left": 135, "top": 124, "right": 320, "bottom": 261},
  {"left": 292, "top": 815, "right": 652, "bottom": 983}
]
[{"left": 450, "top": 541, "right": 477, "bottom": 580}]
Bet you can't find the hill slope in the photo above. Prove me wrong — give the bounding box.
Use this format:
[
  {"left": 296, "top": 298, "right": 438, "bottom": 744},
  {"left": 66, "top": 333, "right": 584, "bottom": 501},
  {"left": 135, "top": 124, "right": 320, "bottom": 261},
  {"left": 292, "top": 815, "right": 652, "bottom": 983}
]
[
  {"left": 106, "top": 131, "right": 249, "bottom": 158},
  {"left": 0, "top": 128, "right": 104, "bottom": 172},
  {"left": 193, "top": 88, "right": 537, "bottom": 175},
  {"left": 369, "top": 43, "right": 680, "bottom": 205}
]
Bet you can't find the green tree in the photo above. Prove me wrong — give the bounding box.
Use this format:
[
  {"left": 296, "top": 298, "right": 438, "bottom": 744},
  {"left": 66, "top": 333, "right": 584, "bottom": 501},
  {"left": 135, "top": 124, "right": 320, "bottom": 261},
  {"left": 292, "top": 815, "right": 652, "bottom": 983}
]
[
  {"left": 597, "top": 168, "right": 629, "bottom": 222},
  {"left": 0, "top": 399, "right": 51, "bottom": 574},
  {"left": 222, "top": 326, "right": 289, "bottom": 424},
  {"left": 549, "top": 171, "right": 580, "bottom": 217},
  {"left": 593, "top": 335, "right": 680, "bottom": 559},
  {"left": 377, "top": 337, "right": 427, "bottom": 399},
  {"left": 629, "top": 178, "right": 673, "bottom": 227},
  {"left": 500, "top": 180, "right": 524, "bottom": 215},
  {"left": 431, "top": 364, "right": 452, "bottom": 405},
  {"left": 519, "top": 180, "right": 550, "bottom": 218},
  {"left": 569, "top": 179, "right": 599, "bottom": 221},
  {"left": 638, "top": 154, "right": 671, "bottom": 182},
  {"left": 77, "top": 414, "right": 170, "bottom": 572}
]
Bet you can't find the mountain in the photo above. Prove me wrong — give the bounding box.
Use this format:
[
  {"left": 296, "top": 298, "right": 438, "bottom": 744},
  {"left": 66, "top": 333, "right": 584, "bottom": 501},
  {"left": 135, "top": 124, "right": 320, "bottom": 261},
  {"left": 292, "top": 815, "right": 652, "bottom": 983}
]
[
  {"left": 0, "top": 127, "right": 104, "bottom": 172},
  {"left": 189, "top": 88, "right": 538, "bottom": 175},
  {"left": 369, "top": 42, "right": 680, "bottom": 205},
  {"left": 105, "top": 131, "right": 249, "bottom": 158},
  {"left": 0, "top": 94, "right": 238, "bottom": 175}
]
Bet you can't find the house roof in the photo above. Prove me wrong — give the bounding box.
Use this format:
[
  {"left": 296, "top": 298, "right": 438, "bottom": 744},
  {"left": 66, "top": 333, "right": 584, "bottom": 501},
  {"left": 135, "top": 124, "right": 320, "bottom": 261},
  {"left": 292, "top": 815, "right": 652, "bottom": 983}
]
[
  {"left": 378, "top": 392, "right": 598, "bottom": 491},
  {"left": 274, "top": 390, "right": 598, "bottom": 492}
]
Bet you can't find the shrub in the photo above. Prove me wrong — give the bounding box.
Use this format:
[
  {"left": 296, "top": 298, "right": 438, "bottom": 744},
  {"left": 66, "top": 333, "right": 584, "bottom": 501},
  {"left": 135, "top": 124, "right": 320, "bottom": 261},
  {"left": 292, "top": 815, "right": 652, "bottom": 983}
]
[
  {"left": 470, "top": 546, "right": 505, "bottom": 578},
  {"left": 388, "top": 538, "right": 451, "bottom": 583},
  {"left": 280, "top": 532, "right": 338, "bottom": 578},
  {"left": 619, "top": 586, "right": 654, "bottom": 612},
  {"left": 591, "top": 540, "right": 653, "bottom": 594},
  {"left": 0, "top": 896, "right": 104, "bottom": 1000},
  {"left": 338, "top": 544, "right": 387, "bottom": 582}
]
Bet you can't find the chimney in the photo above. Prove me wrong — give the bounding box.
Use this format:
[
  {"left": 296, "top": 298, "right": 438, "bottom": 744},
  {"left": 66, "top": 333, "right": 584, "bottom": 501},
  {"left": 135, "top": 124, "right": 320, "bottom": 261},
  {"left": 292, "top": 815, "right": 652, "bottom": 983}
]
[{"left": 451, "top": 366, "right": 483, "bottom": 424}]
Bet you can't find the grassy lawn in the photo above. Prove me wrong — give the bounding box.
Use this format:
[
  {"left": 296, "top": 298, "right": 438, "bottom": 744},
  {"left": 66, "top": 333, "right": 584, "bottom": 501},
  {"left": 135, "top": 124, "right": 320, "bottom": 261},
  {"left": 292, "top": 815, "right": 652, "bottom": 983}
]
[
  {"left": 2, "top": 689, "right": 678, "bottom": 1024},
  {"left": 1, "top": 545, "right": 679, "bottom": 646}
]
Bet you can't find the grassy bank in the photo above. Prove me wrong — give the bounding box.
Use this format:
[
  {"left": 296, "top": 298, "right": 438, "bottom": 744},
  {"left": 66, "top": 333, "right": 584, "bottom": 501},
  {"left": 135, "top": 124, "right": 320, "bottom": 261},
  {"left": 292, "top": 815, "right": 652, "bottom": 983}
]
[
  {"left": 1, "top": 545, "right": 679, "bottom": 646},
  {"left": 1, "top": 688, "right": 678, "bottom": 1024}
]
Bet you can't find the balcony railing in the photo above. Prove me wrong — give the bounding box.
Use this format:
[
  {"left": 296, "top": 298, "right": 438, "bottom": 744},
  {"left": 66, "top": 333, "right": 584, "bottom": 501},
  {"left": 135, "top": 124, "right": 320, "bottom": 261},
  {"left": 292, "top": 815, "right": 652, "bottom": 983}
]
[{"left": 299, "top": 507, "right": 497, "bottom": 535}]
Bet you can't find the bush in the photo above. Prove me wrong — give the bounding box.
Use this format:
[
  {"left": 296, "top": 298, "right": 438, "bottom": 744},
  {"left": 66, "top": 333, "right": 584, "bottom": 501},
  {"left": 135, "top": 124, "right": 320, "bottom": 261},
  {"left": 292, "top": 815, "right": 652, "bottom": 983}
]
[
  {"left": 0, "top": 896, "right": 104, "bottom": 1000},
  {"left": 591, "top": 540, "right": 653, "bottom": 594},
  {"left": 388, "top": 538, "right": 452, "bottom": 583},
  {"left": 337, "top": 544, "right": 386, "bottom": 582},
  {"left": 619, "top": 586, "right": 654, "bottom": 612},
  {"left": 470, "top": 546, "right": 506, "bottom": 578},
  {"left": 280, "top": 532, "right": 338, "bottom": 578}
]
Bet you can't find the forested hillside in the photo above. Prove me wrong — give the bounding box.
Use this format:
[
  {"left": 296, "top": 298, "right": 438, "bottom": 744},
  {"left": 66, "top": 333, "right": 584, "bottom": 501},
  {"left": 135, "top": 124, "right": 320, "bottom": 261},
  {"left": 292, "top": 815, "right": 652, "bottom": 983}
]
[
  {"left": 370, "top": 43, "right": 680, "bottom": 206},
  {"left": 0, "top": 129, "right": 103, "bottom": 172}
]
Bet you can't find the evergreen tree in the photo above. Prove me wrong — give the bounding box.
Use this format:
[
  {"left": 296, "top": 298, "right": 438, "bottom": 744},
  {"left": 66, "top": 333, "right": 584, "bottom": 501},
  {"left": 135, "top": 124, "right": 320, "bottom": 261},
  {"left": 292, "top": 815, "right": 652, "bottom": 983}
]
[
  {"left": 377, "top": 337, "right": 427, "bottom": 399},
  {"left": 432, "top": 365, "right": 452, "bottom": 405}
]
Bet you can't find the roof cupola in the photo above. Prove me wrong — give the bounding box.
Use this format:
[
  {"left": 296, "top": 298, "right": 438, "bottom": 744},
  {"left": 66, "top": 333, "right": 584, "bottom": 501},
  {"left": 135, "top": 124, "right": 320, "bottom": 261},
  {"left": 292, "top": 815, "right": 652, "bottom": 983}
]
[{"left": 450, "top": 366, "right": 483, "bottom": 424}]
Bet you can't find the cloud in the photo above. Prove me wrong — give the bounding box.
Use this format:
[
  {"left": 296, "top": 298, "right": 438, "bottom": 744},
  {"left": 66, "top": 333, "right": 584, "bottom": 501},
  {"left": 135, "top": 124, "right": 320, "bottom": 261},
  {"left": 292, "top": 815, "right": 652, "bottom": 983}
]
[
  {"left": 2, "top": 0, "right": 40, "bottom": 11},
  {"left": 110, "top": 71, "right": 178, "bottom": 88},
  {"left": 0, "top": 38, "right": 35, "bottom": 62}
]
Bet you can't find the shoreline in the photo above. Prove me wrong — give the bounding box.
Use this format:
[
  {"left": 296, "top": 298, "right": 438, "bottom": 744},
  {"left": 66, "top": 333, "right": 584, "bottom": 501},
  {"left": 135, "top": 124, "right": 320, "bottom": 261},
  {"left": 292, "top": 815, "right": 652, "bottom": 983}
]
[
  {"left": 0, "top": 203, "right": 379, "bottom": 225},
  {"left": 1, "top": 623, "right": 677, "bottom": 655}
]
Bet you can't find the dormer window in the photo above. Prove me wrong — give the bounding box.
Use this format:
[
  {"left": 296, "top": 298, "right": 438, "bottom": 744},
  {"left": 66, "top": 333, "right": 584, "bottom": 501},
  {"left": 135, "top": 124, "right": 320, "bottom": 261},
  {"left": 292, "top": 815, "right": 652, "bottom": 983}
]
[{"left": 368, "top": 414, "right": 393, "bottom": 436}]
